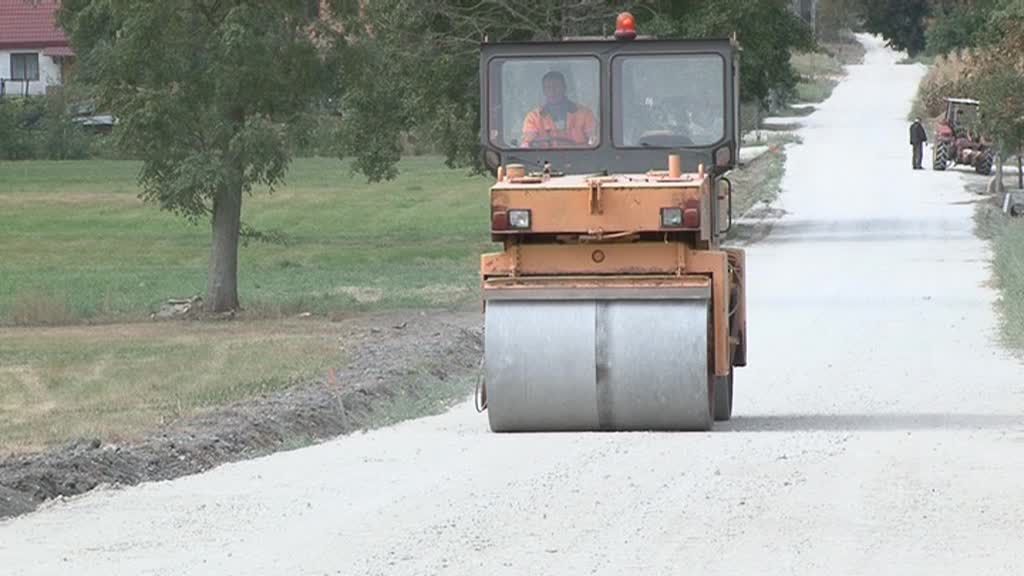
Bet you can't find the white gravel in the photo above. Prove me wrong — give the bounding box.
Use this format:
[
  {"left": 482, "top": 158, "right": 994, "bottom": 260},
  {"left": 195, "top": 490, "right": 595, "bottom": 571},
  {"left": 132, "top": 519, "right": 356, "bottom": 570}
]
[{"left": 2, "top": 35, "right": 1023, "bottom": 576}]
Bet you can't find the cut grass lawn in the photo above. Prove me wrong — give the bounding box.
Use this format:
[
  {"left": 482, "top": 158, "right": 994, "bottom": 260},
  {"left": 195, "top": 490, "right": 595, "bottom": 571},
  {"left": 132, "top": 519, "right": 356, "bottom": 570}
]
[{"left": 0, "top": 157, "right": 495, "bottom": 324}]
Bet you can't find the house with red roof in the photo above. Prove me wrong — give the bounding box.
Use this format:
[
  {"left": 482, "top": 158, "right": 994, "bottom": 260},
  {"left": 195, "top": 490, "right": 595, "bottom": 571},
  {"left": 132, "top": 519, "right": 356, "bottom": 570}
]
[{"left": 0, "top": 0, "right": 73, "bottom": 97}]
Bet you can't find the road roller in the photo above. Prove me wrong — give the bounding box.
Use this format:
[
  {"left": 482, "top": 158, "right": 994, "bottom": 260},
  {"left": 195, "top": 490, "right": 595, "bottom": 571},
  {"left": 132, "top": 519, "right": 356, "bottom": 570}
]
[{"left": 477, "top": 14, "right": 747, "bottom": 432}]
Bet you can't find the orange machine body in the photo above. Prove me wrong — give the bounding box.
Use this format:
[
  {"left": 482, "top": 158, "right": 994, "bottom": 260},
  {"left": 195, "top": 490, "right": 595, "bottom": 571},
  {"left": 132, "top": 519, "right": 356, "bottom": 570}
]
[{"left": 481, "top": 162, "right": 747, "bottom": 378}]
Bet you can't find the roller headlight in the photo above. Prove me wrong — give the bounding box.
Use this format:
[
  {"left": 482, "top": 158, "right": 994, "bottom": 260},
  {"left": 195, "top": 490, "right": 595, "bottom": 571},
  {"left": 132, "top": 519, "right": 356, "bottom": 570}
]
[
  {"left": 508, "top": 209, "right": 531, "bottom": 230},
  {"left": 661, "top": 207, "right": 683, "bottom": 228}
]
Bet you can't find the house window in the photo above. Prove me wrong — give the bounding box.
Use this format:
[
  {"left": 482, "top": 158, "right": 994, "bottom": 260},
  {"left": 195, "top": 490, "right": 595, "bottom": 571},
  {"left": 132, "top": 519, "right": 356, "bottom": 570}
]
[{"left": 11, "top": 53, "right": 40, "bottom": 81}]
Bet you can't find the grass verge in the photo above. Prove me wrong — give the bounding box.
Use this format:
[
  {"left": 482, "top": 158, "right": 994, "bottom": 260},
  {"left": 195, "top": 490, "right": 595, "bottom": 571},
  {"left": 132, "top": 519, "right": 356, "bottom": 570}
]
[
  {"left": 974, "top": 176, "right": 1024, "bottom": 356},
  {"left": 787, "top": 35, "right": 864, "bottom": 107},
  {"left": 0, "top": 312, "right": 482, "bottom": 518},
  {"left": 730, "top": 146, "right": 788, "bottom": 219},
  {"left": 791, "top": 50, "right": 842, "bottom": 105},
  {"left": 898, "top": 55, "right": 936, "bottom": 66},
  {"left": 820, "top": 37, "right": 867, "bottom": 67},
  {"left": 0, "top": 319, "right": 342, "bottom": 453}
]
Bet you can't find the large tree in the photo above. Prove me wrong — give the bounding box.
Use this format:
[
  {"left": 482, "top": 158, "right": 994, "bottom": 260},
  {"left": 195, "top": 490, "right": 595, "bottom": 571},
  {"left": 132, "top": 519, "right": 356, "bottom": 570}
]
[
  {"left": 326, "top": 0, "right": 628, "bottom": 174},
  {"left": 59, "top": 0, "right": 339, "bottom": 312},
  {"left": 329, "top": 0, "right": 815, "bottom": 176},
  {"left": 924, "top": 0, "right": 1002, "bottom": 56},
  {"left": 859, "top": 0, "right": 931, "bottom": 56},
  {"left": 970, "top": 4, "right": 1024, "bottom": 191}
]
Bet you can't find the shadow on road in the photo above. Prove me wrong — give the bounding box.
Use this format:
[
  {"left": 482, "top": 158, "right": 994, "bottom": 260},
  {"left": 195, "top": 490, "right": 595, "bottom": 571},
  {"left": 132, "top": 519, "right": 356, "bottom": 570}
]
[
  {"left": 722, "top": 413, "right": 1024, "bottom": 432},
  {"left": 755, "top": 217, "right": 975, "bottom": 244}
]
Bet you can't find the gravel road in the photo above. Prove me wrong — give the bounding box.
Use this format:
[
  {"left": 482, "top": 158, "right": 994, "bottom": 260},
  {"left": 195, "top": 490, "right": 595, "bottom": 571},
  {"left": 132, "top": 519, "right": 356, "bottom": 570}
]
[{"left": 2, "top": 35, "right": 1023, "bottom": 576}]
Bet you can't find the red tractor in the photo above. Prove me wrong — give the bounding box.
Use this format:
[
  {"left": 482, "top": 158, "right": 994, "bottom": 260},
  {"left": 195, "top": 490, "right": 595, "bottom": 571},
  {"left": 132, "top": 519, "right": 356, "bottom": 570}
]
[{"left": 933, "top": 97, "right": 994, "bottom": 175}]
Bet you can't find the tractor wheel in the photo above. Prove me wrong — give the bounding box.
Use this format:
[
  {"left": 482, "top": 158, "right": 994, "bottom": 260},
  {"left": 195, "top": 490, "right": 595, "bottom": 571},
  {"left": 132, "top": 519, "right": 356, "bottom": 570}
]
[
  {"left": 713, "top": 373, "right": 733, "bottom": 421},
  {"left": 975, "top": 151, "right": 994, "bottom": 176},
  {"left": 933, "top": 142, "right": 949, "bottom": 171}
]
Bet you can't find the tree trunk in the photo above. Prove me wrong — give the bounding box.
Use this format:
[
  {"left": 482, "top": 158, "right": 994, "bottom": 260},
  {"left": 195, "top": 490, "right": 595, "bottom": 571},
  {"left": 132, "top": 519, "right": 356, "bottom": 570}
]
[
  {"left": 996, "top": 152, "right": 1005, "bottom": 196},
  {"left": 206, "top": 187, "right": 242, "bottom": 313},
  {"left": 1018, "top": 149, "right": 1022, "bottom": 190}
]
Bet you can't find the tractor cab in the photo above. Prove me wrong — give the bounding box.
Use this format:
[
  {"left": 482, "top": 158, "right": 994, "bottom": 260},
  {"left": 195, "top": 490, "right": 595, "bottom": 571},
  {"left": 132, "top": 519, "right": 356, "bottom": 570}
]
[
  {"left": 478, "top": 30, "right": 741, "bottom": 178},
  {"left": 941, "top": 97, "right": 980, "bottom": 139}
]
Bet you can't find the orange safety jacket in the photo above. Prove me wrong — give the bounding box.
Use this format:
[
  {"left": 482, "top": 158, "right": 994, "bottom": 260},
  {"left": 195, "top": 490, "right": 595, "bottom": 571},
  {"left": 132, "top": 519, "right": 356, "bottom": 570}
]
[{"left": 521, "top": 102, "right": 597, "bottom": 148}]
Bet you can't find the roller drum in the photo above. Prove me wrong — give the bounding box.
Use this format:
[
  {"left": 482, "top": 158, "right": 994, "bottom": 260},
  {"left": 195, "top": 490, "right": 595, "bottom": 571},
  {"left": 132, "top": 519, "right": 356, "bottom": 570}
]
[{"left": 485, "top": 298, "right": 712, "bottom": 432}]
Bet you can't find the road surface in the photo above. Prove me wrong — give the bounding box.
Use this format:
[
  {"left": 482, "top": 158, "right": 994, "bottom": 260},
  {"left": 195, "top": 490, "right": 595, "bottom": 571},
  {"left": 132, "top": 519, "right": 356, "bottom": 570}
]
[{"left": 2, "top": 35, "right": 1023, "bottom": 576}]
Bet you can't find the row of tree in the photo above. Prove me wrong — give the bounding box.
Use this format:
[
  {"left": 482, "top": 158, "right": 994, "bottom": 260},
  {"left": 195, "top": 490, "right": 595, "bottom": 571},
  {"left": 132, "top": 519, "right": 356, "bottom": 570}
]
[
  {"left": 851, "top": 0, "right": 1020, "bottom": 58},
  {"left": 855, "top": 0, "right": 1022, "bottom": 188},
  {"left": 55, "top": 0, "right": 816, "bottom": 312}
]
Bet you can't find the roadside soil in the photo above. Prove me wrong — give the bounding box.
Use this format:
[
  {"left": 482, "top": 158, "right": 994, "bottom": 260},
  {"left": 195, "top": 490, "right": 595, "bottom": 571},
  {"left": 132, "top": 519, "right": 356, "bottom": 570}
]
[{"left": 0, "top": 309, "right": 483, "bottom": 519}]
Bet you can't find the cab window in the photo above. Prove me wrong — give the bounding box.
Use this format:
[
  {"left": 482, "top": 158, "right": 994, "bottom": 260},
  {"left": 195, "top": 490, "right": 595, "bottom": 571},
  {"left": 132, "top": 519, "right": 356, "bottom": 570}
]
[
  {"left": 614, "top": 54, "right": 725, "bottom": 148},
  {"left": 488, "top": 57, "right": 600, "bottom": 150}
]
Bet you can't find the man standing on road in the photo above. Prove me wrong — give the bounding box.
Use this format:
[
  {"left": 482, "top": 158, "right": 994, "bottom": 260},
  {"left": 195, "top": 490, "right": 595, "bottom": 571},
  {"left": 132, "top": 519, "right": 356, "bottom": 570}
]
[{"left": 910, "top": 117, "right": 927, "bottom": 170}]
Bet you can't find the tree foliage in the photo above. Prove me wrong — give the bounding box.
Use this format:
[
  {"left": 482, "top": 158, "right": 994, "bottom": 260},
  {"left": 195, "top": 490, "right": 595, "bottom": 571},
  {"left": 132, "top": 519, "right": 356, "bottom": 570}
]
[
  {"left": 640, "top": 0, "right": 814, "bottom": 104},
  {"left": 859, "top": 0, "right": 931, "bottom": 56},
  {"left": 925, "top": 0, "right": 999, "bottom": 56},
  {"left": 59, "top": 0, "right": 337, "bottom": 311},
  {"left": 328, "top": 0, "right": 814, "bottom": 176},
  {"left": 969, "top": 4, "right": 1024, "bottom": 155},
  {"left": 816, "top": 0, "right": 863, "bottom": 41},
  {"left": 326, "top": 0, "right": 628, "bottom": 175}
]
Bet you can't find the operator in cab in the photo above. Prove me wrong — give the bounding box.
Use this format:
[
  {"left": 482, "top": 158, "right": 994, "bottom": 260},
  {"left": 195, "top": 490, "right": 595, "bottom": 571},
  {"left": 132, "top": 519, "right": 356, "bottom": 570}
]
[{"left": 520, "top": 71, "right": 597, "bottom": 149}]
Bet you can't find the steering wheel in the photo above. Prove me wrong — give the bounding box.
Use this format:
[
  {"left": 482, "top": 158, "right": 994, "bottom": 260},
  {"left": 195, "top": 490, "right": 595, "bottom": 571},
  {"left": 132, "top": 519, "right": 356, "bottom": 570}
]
[{"left": 637, "top": 130, "right": 694, "bottom": 148}]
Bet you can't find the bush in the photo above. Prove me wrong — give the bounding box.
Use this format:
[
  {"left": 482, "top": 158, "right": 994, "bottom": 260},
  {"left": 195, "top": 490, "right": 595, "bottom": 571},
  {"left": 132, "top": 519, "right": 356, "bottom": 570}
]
[
  {"left": 914, "top": 51, "right": 977, "bottom": 118},
  {"left": 87, "top": 132, "right": 126, "bottom": 159},
  {"left": 288, "top": 112, "right": 438, "bottom": 159},
  {"left": 926, "top": 4, "right": 988, "bottom": 56},
  {"left": 0, "top": 94, "right": 105, "bottom": 160},
  {"left": 0, "top": 99, "right": 43, "bottom": 159}
]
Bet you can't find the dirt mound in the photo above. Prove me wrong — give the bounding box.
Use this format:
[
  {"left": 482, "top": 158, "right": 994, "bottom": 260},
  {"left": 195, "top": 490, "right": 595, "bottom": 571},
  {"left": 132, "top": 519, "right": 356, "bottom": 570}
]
[{"left": 0, "top": 310, "right": 482, "bottom": 520}]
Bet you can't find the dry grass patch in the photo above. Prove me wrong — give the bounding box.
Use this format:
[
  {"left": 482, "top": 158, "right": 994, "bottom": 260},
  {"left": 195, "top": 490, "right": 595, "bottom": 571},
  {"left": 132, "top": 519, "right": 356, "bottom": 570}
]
[
  {"left": 0, "top": 319, "right": 343, "bottom": 453},
  {"left": 9, "top": 292, "right": 77, "bottom": 326}
]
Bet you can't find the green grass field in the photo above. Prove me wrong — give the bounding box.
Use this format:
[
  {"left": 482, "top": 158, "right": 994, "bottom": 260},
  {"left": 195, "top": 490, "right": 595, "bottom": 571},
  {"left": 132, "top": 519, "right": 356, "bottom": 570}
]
[{"left": 0, "top": 157, "right": 494, "bottom": 324}]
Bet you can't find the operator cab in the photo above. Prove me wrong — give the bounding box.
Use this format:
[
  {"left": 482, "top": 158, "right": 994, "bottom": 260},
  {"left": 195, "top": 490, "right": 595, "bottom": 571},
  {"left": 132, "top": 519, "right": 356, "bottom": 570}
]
[
  {"left": 945, "top": 97, "right": 980, "bottom": 138},
  {"left": 480, "top": 21, "right": 741, "bottom": 177}
]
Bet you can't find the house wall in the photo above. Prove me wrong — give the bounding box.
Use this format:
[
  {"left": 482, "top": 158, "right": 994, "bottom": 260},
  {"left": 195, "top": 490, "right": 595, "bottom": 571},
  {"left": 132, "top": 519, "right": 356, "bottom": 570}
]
[{"left": 0, "top": 49, "right": 63, "bottom": 97}]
